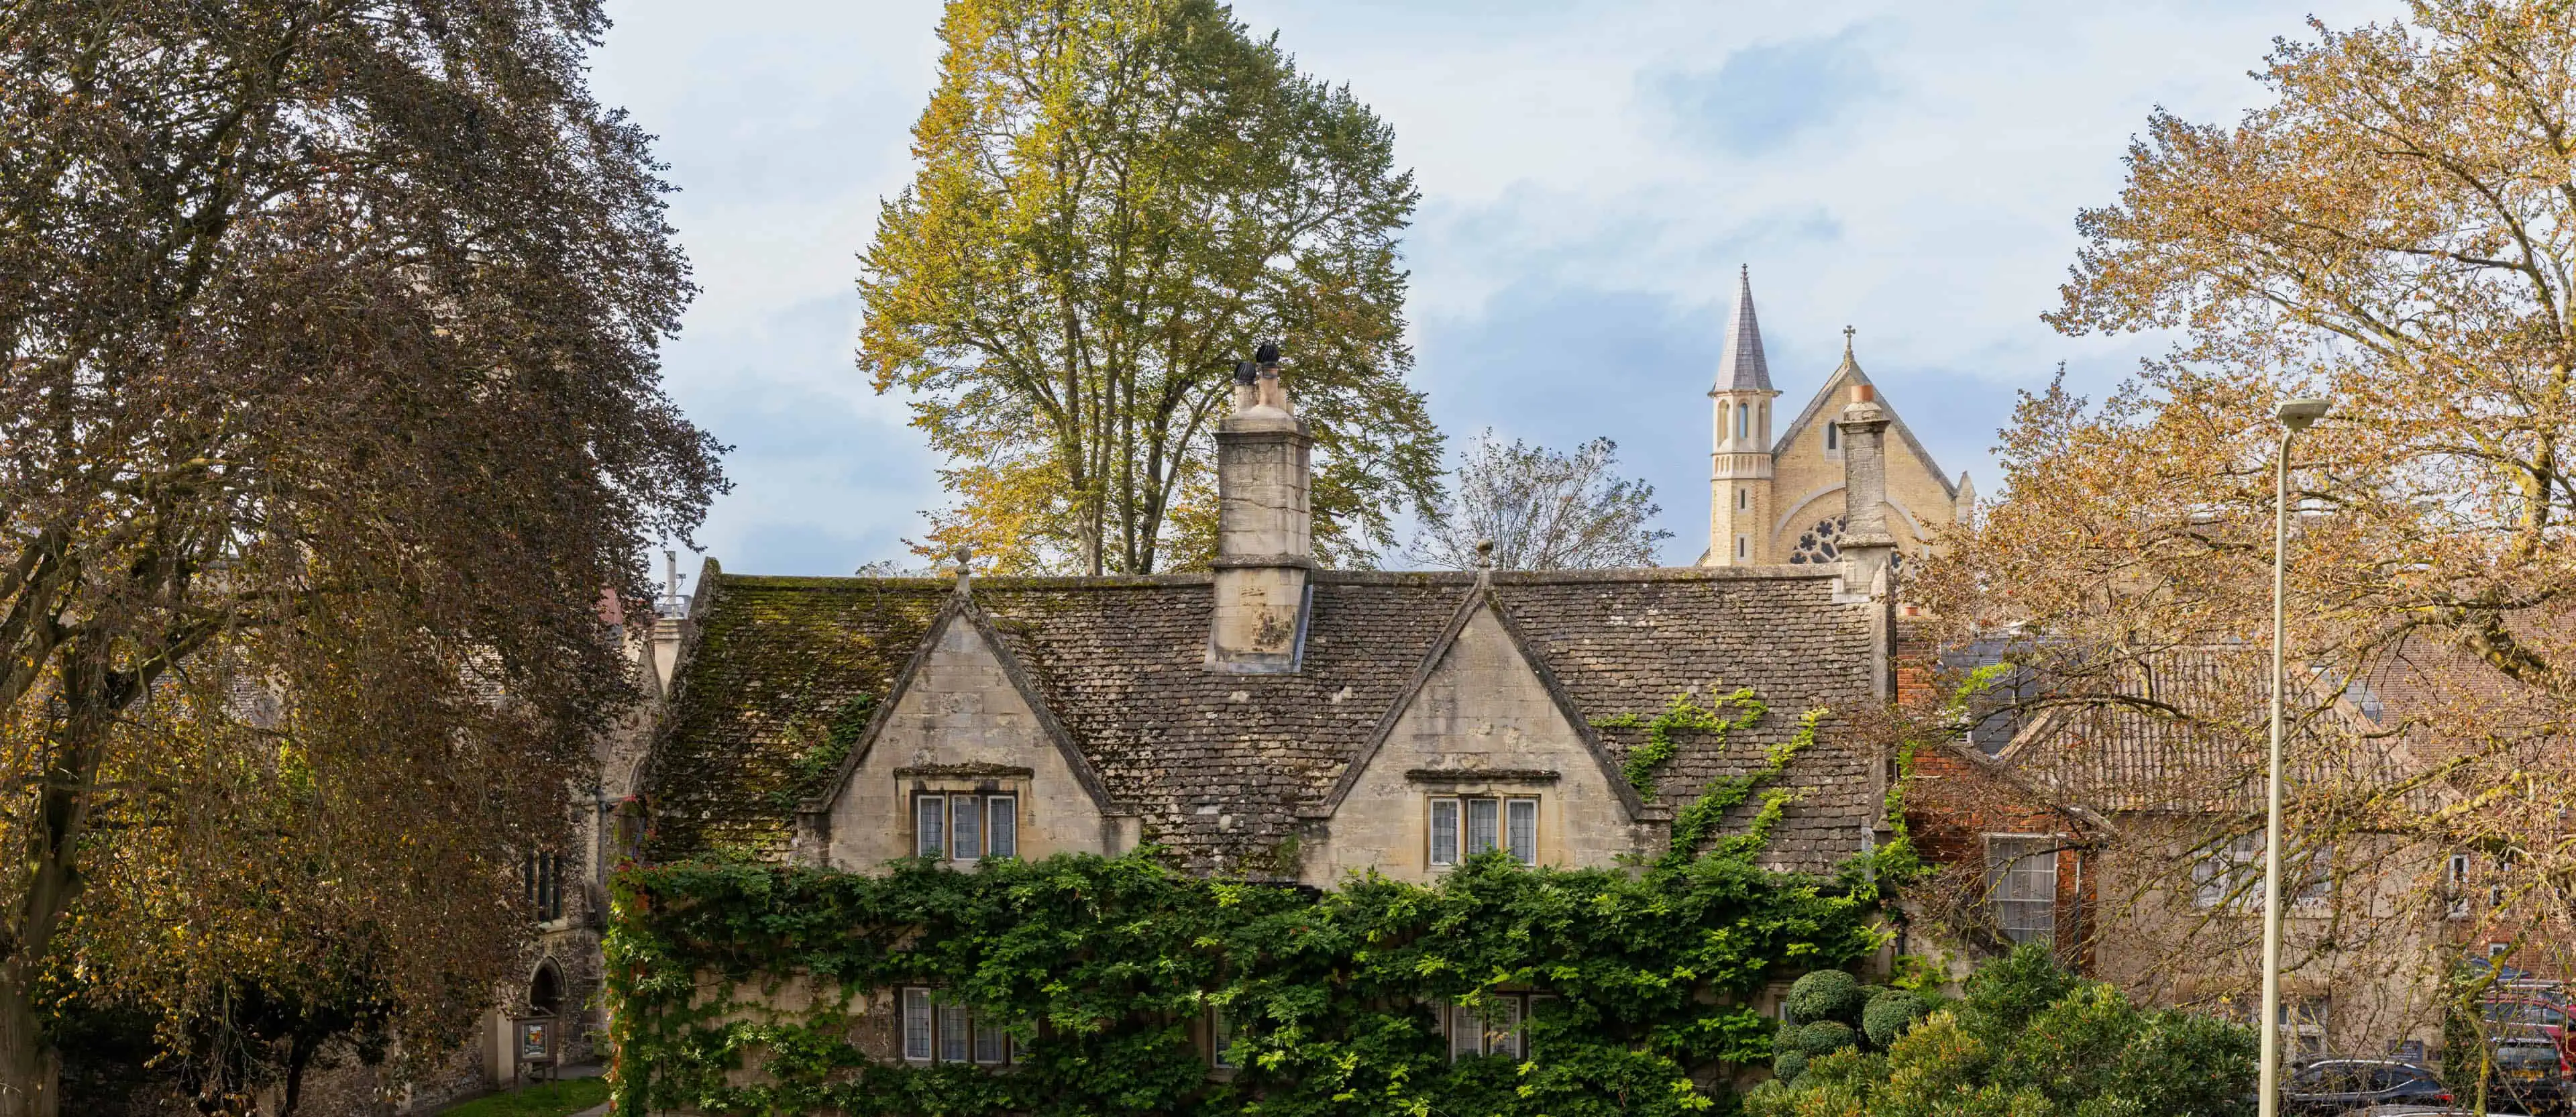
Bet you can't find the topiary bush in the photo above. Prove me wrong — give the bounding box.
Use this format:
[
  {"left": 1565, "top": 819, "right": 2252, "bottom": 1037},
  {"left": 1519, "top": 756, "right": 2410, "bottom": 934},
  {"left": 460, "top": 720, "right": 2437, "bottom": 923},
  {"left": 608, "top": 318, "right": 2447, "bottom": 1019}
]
[
  {"left": 1771, "top": 1050, "right": 1807, "bottom": 1083},
  {"left": 1745, "top": 945, "right": 2258, "bottom": 1117},
  {"left": 1784, "top": 968, "right": 1863, "bottom": 1024},
  {"left": 1861, "top": 990, "right": 1927, "bottom": 1047},
  {"left": 1794, "top": 1020, "right": 1856, "bottom": 1056}
]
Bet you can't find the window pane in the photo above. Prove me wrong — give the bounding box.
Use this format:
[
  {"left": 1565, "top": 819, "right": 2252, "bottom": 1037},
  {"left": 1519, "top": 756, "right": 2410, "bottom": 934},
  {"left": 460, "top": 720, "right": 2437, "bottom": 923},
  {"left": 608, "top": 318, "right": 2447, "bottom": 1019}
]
[
  {"left": 1507, "top": 800, "right": 1537, "bottom": 865},
  {"left": 938, "top": 1002, "right": 971, "bottom": 1063},
  {"left": 1430, "top": 799, "right": 1458, "bottom": 865},
  {"left": 1988, "top": 838, "right": 2055, "bottom": 945},
  {"left": 974, "top": 1016, "right": 1008, "bottom": 1065},
  {"left": 917, "top": 795, "right": 945, "bottom": 858},
  {"left": 1448, "top": 1004, "right": 1480, "bottom": 1061},
  {"left": 1211, "top": 1008, "right": 1237, "bottom": 1069},
  {"left": 987, "top": 796, "right": 1017, "bottom": 859},
  {"left": 903, "top": 989, "right": 933, "bottom": 1061},
  {"left": 952, "top": 795, "right": 982, "bottom": 861},
  {"left": 1466, "top": 799, "right": 1499, "bottom": 856},
  {"left": 1486, "top": 998, "right": 1523, "bottom": 1059}
]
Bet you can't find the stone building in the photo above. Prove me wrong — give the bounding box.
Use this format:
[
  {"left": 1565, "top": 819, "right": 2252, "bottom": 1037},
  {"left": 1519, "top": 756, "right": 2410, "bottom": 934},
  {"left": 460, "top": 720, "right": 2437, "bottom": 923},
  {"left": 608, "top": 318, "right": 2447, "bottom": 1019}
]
[
  {"left": 1701, "top": 267, "right": 1976, "bottom": 568},
  {"left": 643, "top": 350, "right": 1907, "bottom": 888},
  {"left": 1970, "top": 639, "right": 2575, "bottom": 1058},
  {"left": 439, "top": 316, "right": 2083, "bottom": 1104}
]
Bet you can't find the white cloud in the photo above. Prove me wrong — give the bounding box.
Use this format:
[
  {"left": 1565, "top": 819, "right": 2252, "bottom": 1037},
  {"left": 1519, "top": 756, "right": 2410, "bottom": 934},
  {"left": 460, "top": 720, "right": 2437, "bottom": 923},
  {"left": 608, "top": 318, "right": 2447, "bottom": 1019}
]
[{"left": 596, "top": 0, "right": 2403, "bottom": 573}]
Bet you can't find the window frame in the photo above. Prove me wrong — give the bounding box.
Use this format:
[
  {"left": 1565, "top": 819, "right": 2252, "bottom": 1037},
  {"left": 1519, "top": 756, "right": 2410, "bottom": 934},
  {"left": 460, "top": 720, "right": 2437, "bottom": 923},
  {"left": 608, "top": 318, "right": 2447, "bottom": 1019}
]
[
  {"left": 1441, "top": 993, "right": 1554, "bottom": 1062},
  {"left": 1984, "top": 835, "right": 2056, "bottom": 945},
  {"left": 1429, "top": 797, "right": 1460, "bottom": 866},
  {"left": 915, "top": 790, "right": 1021, "bottom": 864},
  {"left": 1506, "top": 798, "right": 1538, "bottom": 865},
  {"left": 900, "top": 986, "right": 1023, "bottom": 1067},
  {"left": 523, "top": 851, "right": 566, "bottom": 923},
  {"left": 1429, "top": 795, "right": 1538, "bottom": 868},
  {"left": 1208, "top": 1005, "right": 1240, "bottom": 1070},
  {"left": 1466, "top": 798, "right": 1500, "bottom": 857}
]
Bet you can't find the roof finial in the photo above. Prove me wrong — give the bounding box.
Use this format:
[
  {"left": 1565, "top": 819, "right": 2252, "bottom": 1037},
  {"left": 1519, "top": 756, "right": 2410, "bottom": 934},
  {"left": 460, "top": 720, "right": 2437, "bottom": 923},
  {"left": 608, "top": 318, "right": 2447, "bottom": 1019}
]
[
  {"left": 951, "top": 545, "right": 973, "bottom": 590},
  {"left": 1843, "top": 324, "right": 1856, "bottom": 357},
  {"left": 1474, "top": 539, "right": 1495, "bottom": 583}
]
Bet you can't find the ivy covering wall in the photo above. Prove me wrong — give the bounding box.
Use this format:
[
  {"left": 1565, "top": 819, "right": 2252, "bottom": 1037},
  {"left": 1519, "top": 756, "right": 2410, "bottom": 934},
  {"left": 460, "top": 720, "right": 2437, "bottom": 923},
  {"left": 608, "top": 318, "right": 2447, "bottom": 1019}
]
[{"left": 606, "top": 694, "right": 1912, "bottom": 1116}]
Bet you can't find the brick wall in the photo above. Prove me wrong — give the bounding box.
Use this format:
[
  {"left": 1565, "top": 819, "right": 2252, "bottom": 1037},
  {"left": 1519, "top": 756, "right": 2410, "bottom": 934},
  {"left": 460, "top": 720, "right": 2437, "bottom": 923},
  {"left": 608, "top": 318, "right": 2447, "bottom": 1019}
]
[{"left": 1894, "top": 617, "right": 2096, "bottom": 972}]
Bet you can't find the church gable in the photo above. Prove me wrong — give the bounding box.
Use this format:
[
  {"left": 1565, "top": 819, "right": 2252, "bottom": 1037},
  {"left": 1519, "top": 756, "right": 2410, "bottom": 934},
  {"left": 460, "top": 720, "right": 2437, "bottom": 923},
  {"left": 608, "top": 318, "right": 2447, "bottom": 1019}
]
[
  {"left": 818, "top": 602, "right": 1117, "bottom": 871},
  {"left": 1311, "top": 590, "right": 1642, "bottom": 885},
  {"left": 1768, "top": 358, "right": 1962, "bottom": 560}
]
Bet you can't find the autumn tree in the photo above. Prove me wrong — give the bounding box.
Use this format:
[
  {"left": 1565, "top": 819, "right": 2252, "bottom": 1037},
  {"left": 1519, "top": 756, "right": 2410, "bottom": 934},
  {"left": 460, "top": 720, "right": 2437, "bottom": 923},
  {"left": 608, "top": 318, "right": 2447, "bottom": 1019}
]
[
  {"left": 0, "top": 1, "right": 722, "bottom": 1112},
  {"left": 1407, "top": 431, "right": 1672, "bottom": 571},
  {"left": 1921, "top": 0, "right": 2576, "bottom": 1041},
  {"left": 859, "top": 0, "right": 1440, "bottom": 575}
]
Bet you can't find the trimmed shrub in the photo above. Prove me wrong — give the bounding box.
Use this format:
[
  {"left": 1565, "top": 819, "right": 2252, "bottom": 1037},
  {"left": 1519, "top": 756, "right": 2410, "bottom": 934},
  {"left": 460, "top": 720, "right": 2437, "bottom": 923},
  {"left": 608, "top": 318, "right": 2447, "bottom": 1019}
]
[
  {"left": 1784, "top": 968, "right": 1864, "bottom": 1024},
  {"left": 1796, "top": 1020, "right": 1856, "bottom": 1055},
  {"left": 1862, "top": 990, "right": 1928, "bottom": 1047},
  {"left": 1772, "top": 1051, "right": 1808, "bottom": 1083}
]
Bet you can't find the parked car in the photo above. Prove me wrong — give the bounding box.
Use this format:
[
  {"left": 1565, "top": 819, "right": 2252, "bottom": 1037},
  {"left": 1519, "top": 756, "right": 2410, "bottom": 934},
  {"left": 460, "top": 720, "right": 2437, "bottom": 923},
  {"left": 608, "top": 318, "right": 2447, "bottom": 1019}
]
[
  {"left": 2489, "top": 997, "right": 2575, "bottom": 1061},
  {"left": 2489, "top": 1040, "right": 2571, "bottom": 1116},
  {"left": 2286, "top": 1059, "right": 2456, "bottom": 1114},
  {"left": 2346, "top": 1108, "right": 2504, "bottom": 1117},
  {"left": 2345, "top": 1108, "right": 2514, "bottom": 1116}
]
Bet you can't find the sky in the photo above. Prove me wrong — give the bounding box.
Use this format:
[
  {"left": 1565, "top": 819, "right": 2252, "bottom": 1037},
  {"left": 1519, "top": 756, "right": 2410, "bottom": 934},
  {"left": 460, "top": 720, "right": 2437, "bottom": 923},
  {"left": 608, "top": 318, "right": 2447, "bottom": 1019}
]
[{"left": 590, "top": 0, "right": 2400, "bottom": 580}]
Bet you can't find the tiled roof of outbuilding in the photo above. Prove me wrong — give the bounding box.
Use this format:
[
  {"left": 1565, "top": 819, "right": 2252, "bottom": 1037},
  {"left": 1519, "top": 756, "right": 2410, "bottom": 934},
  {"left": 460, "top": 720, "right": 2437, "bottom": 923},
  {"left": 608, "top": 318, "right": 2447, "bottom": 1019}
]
[{"left": 641, "top": 564, "right": 1886, "bottom": 873}]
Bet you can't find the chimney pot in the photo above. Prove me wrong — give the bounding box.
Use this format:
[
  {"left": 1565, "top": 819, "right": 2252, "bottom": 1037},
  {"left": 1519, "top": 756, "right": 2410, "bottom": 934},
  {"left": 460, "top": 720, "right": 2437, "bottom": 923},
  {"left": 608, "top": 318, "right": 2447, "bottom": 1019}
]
[{"left": 1851, "top": 384, "right": 1875, "bottom": 405}]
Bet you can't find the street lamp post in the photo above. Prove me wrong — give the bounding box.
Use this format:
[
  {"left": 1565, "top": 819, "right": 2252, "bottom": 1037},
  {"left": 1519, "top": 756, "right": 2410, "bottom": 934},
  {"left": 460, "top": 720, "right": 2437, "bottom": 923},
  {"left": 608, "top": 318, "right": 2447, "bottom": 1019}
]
[{"left": 2259, "top": 396, "right": 2330, "bottom": 1117}]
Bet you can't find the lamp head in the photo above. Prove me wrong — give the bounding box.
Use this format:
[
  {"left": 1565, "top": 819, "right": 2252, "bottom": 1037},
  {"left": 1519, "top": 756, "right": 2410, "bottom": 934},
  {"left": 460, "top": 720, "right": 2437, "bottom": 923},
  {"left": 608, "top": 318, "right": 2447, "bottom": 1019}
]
[{"left": 2276, "top": 397, "right": 2330, "bottom": 431}]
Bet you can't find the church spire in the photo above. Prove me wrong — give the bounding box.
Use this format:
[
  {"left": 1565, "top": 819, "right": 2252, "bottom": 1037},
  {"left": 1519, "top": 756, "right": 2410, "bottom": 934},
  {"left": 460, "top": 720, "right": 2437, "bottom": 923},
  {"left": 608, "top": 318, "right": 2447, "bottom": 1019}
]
[{"left": 1709, "top": 264, "right": 1773, "bottom": 395}]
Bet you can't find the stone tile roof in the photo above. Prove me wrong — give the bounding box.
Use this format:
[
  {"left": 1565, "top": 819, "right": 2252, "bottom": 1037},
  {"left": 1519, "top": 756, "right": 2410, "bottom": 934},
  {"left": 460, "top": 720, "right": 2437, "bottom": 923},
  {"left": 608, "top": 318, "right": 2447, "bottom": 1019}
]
[
  {"left": 1490, "top": 575, "right": 1881, "bottom": 868},
  {"left": 641, "top": 564, "right": 1885, "bottom": 873},
  {"left": 1990, "top": 646, "right": 2436, "bottom": 815},
  {"left": 641, "top": 572, "right": 949, "bottom": 861}
]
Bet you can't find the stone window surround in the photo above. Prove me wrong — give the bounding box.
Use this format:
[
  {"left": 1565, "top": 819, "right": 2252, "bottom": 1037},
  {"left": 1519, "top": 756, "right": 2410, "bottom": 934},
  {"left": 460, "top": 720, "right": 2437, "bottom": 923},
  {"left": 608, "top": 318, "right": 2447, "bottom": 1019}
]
[
  {"left": 900, "top": 986, "right": 1021, "bottom": 1066},
  {"left": 901, "top": 767, "right": 1032, "bottom": 863},
  {"left": 1425, "top": 793, "right": 1540, "bottom": 868},
  {"left": 1440, "top": 992, "right": 1556, "bottom": 1061}
]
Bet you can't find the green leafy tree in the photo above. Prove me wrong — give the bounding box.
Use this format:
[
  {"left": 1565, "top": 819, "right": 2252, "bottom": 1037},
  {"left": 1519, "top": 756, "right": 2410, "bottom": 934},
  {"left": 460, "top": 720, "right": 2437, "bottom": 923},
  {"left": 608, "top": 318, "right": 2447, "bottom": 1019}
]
[
  {"left": 0, "top": 1, "right": 723, "bottom": 1111},
  {"left": 1747, "top": 947, "right": 2256, "bottom": 1117},
  {"left": 860, "top": 0, "right": 1440, "bottom": 575}
]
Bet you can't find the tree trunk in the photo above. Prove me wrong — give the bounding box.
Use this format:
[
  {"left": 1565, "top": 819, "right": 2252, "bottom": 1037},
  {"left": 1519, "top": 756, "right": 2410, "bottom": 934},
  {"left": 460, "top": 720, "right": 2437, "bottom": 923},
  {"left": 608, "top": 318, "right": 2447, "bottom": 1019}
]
[{"left": 0, "top": 978, "right": 60, "bottom": 1117}]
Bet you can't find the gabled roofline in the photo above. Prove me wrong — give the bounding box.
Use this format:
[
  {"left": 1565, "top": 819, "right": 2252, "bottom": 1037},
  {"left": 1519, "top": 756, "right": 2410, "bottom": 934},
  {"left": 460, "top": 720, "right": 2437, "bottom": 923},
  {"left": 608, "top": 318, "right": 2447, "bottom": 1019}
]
[
  {"left": 627, "top": 555, "right": 727, "bottom": 834},
  {"left": 1923, "top": 733, "right": 2118, "bottom": 841},
  {"left": 1311, "top": 583, "right": 1650, "bottom": 821},
  {"left": 802, "top": 590, "right": 1119, "bottom": 822},
  {"left": 1771, "top": 359, "right": 1959, "bottom": 501}
]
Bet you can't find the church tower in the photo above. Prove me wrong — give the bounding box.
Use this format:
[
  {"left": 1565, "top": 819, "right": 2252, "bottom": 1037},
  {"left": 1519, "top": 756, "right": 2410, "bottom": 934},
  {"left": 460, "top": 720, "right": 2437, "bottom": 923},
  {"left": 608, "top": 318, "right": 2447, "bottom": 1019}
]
[{"left": 1704, "top": 266, "right": 1779, "bottom": 566}]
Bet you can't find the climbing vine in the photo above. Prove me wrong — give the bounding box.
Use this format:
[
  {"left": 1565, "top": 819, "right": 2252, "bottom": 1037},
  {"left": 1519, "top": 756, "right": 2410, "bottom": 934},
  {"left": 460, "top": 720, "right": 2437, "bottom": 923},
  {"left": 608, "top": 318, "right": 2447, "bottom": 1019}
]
[
  {"left": 607, "top": 687, "right": 1907, "bottom": 1117},
  {"left": 1601, "top": 687, "right": 1760, "bottom": 798},
  {"left": 1594, "top": 689, "right": 1827, "bottom": 863}
]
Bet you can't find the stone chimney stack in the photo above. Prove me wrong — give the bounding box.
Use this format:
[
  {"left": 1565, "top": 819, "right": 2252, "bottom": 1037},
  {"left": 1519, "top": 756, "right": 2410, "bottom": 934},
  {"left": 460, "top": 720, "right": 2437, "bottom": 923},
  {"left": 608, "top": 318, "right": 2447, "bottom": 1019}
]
[
  {"left": 1208, "top": 341, "right": 1313, "bottom": 674},
  {"left": 1835, "top": 384, "right": 1898, "bottom": 596}
]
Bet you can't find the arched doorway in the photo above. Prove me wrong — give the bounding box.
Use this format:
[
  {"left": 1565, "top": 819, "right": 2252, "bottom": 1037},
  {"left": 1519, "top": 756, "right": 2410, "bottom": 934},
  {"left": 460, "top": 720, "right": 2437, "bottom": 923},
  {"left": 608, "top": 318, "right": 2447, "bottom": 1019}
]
[{"left": 529, "top": 960, "right": 564, "bottom": 1020}]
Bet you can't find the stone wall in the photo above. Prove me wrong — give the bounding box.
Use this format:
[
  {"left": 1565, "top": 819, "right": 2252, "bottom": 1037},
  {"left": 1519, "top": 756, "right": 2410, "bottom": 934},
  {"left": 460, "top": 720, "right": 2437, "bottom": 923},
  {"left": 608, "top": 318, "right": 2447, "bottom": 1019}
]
[
  {"left": 1766, "top": 367, "right": 1961, "bottom": 564},
  {"left": 1304, "top": 603, "right": 1646, "bottom": 886},
  {"left": 822, "top": 611, "right": 1116, "bottom": 871}
]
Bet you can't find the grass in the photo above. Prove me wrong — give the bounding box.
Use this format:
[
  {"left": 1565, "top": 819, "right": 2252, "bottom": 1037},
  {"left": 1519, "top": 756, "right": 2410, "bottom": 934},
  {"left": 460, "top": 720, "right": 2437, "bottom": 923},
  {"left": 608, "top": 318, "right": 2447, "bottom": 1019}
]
[{"left": 438, "top": 1076, "right": 606, "bottom": 1117}]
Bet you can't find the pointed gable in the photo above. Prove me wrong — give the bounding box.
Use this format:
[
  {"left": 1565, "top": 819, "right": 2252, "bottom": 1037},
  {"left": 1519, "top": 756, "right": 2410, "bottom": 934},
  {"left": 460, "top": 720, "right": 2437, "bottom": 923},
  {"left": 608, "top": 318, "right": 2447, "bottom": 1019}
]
[
  {"left": 816, "top": 600, "right": 1118, "bottom": 869},
  {"left": 1773, "top": 346, "right": 1956, "bottom": 500},
  {"left": 1313, "top": 588, "right": 1643, "bottom": 881}
]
